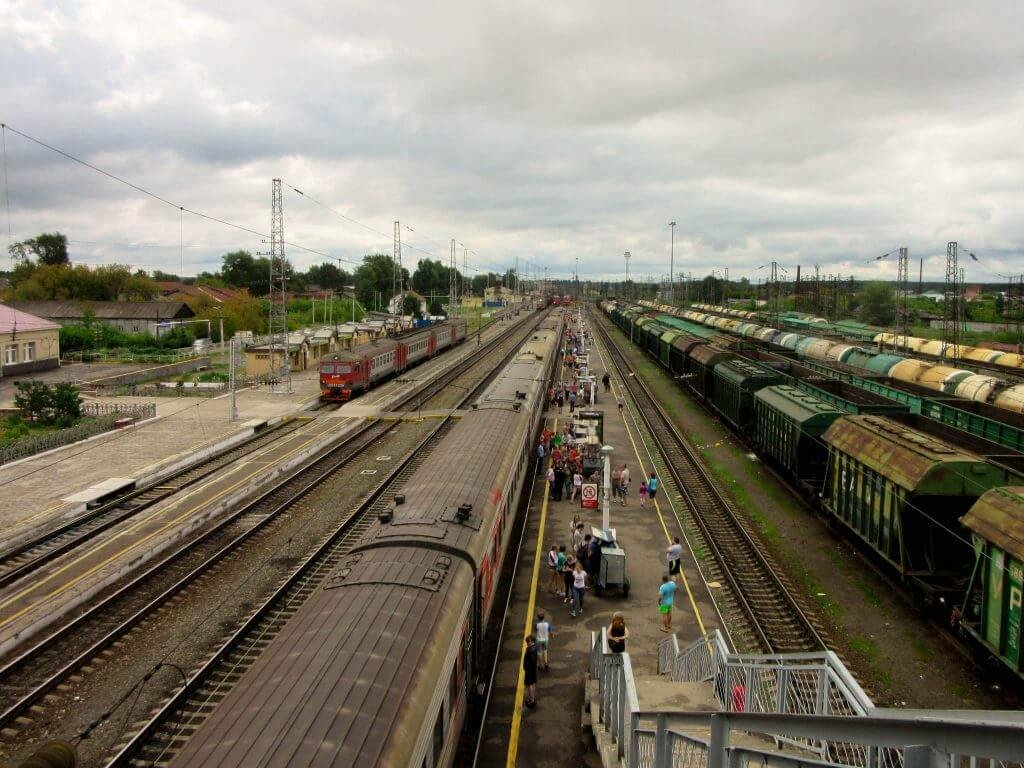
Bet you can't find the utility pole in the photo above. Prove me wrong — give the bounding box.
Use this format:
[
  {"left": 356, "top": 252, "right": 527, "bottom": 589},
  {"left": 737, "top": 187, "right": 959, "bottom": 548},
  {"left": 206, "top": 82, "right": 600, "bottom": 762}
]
[
  {"left": 393, "top": 220, "right": 403, "bottom": 313},
  {"left": 449, "top": 239, "right": 458, "bottom": 316},
  {"left": 624, "top": 251, "right": 631, "bottom": 300},
  {"left": 668, "top": 221, "right": 676, "bottom": 304},
  {"left": 942, "top": 241, "right": 960, "bottom": 360},
  {"left": 814, "top": 264, "right": 821, "bottom": 314},
  {"left": 896, "top": 247, "right": 909, "bottom": 352},
  {"left": 463, "top": 246, "right": 468, "bottom": 303},
  {"left": 265, "top": 178, "right": 291, "bottom": 393}
]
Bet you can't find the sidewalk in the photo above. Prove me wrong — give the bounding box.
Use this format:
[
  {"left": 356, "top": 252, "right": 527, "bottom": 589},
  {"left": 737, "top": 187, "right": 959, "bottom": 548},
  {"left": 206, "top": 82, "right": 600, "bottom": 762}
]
[{"left": 478, "top": 312, "right": 723, "bottom": 767}]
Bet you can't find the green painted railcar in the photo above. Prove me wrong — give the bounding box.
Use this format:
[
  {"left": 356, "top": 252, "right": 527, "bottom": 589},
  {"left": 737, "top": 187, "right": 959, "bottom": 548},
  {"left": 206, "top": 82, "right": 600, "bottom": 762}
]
[
  {"left": 753, "top": 385, "right": 844, "bottom": 492},
  {"left": 687, "top": 345, "right": 736, "bottom": 402},
  {"left": 710, "top": 359, "right": 785, "bottom": 433},
  {"left": 864, "top": 353, "right": 906, "bottom": 376},
  {"left": 961, "top": 487, "right": 1024, "bottom": 676},
  {"left": 655, "top": 314, "right": 717, "bottom": 340},
  {"left": 822, "top": 415, "right": 1014, "bottom": 602}
]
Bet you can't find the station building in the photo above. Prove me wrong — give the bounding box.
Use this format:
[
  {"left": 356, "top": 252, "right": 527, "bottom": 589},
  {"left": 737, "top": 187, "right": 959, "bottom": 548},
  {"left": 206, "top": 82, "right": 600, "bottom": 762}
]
[
  {"left": 6, "top": 300, "right": 195, "bottom": 337},
  {"left": 0, "top": 304, "right": 61, "bottom": 376}
]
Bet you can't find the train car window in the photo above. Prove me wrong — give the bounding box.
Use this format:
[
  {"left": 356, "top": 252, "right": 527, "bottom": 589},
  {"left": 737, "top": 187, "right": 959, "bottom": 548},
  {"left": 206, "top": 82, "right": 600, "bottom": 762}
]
[{"left": 432, "top": 706, "right": 444, "bottom": 767}]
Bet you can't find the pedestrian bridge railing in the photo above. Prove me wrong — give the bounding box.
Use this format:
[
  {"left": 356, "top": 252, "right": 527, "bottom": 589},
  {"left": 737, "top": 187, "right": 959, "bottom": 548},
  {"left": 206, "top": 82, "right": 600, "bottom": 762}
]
[{"left": 589, "top": 629, "right": 1024, "bottom": 768}]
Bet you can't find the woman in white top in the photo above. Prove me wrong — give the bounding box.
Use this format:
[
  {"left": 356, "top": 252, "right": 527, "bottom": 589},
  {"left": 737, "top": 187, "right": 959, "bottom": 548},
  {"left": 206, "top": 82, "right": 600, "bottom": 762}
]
[
  {"left": 571, "top": 471, "right": 583, "bottom": 501},
  {"left": 570, "top": 562, "right": 587, "bottom": 617}
]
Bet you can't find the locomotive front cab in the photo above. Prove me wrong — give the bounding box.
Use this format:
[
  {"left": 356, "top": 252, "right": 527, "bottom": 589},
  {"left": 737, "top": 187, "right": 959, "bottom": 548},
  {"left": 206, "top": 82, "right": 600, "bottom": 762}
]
[{"left": 320, "top": 359, "right": 363, "bottom": 401}]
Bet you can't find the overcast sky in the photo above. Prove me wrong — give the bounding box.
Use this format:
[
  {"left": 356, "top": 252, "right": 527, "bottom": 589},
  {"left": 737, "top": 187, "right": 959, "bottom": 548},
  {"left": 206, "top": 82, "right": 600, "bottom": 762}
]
[{"left": 1, "top": 0, "right": 1022, "bottom": 284}]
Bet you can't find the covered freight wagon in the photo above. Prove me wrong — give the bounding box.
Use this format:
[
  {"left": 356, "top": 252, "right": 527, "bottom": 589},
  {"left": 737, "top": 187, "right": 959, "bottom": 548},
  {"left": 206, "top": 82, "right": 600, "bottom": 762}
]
[
  {"left": 821, "top": 414, "right": 1014, "bottom": 603},
  {"left": 711, "top": 359, "right": 785, "bottom": 433},
  {"left": 960, "top": 487, "right": 1024, "bottom": 675}
]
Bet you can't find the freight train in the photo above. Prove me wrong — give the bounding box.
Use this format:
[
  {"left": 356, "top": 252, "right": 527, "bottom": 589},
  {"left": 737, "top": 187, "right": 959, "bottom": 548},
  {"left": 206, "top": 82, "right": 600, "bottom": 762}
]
[
  {"left": 168, "top": 313, "right": 562, "bottom": 768},
  {"left": 319, "top": 318, "right": 467, "bottom": 401},
  {"left": 601, "top": 300, "right": 1024, "bottom": 681},
  {"left": 689, "top": 301, "right": 1024, "bottom": 374},
  {"left": 628, "top": 300, "right": 1024, "bottom": 418}
]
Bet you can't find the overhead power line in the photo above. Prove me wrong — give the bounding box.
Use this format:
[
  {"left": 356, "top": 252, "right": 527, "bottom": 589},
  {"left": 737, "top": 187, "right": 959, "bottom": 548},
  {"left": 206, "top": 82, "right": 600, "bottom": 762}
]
[{"left": 0, "top": 122, "right": 349, "bottom": 265}]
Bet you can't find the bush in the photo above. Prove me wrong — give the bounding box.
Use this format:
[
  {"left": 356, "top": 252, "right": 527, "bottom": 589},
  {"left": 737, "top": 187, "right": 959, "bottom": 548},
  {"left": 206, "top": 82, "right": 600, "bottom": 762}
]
[{"left": 13, "top": 380, "right": 82, "bottom": 424}]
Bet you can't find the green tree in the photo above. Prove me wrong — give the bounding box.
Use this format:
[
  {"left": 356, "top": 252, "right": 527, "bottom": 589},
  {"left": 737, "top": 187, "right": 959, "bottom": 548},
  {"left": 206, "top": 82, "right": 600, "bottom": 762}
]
[
  {"left": 8, "top": 232, "right": 70, "bottom": 266},
  {"left": 857, "top": 281, "right": 896, "bottom": 325},
  {"left": 304, "top": 262, "right": 352, "bottom": 291},
  {"left": 220, "top": 250, "right": 272, "bottom": 294},
  {"left": 14, "top": 381, "right": 52, "bottom": 422},
  {"left": 402, "top": 294, "right": 420, "bottom": 316},
  {"left": 354, "top": 253, "right": 398, "bottom": 309},
  {"left": 50, "top": 383, "right": 82, "bottom": 425}
]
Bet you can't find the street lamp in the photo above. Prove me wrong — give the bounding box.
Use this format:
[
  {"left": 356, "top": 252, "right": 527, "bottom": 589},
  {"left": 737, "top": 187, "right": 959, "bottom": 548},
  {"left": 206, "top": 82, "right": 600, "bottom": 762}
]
[
  {"left": 600, "top": 444, "right": 614, "bottom": 534},
  {"left": 669, "top": 221, "right": 676, "bottom": 305}
]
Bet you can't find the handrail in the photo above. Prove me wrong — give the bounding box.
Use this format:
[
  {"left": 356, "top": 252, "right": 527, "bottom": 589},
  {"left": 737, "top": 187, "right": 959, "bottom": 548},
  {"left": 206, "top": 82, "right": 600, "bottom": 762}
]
[{"left": 589, "top": 630, "right": 1024, "bottom": 768}]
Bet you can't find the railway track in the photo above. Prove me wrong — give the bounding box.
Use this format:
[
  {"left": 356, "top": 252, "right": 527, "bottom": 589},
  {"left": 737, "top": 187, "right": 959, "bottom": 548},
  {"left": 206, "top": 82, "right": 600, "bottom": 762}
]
[
  {"left": 590, "top": 308, "right": 826, "bottom": 654},
  {"left": 0, "top": 314, "right": 543, "bottom": 760},
  {"left": 105, "top": 317, "right": 543, "bottom": 768},
  {"left": 0, "top": 418, "right": 310, "bottom": 590}
]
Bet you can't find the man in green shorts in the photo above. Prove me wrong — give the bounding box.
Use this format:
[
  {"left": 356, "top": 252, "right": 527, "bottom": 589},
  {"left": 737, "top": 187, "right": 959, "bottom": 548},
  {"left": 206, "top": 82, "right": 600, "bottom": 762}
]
[{"left": 658, "top": 574, "right": 677, "bottom": 632}]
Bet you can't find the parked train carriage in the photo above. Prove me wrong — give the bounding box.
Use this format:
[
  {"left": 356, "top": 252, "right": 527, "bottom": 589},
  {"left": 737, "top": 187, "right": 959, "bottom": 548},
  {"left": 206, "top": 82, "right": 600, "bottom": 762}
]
[
  {"left": 710, "top": 358, "right": 785, "bottom": 434},
  {"left": 960, "top": 487, "right": 1024, "bottom": 676},
  {"left": 863, "top": 353, "right": 906, "bottom": 376},
  {"left": 668, "top": 334, "right": 706, "bottom": 378},
  {"left": 822, "top": 414, "right": 1014, "bottom": 603},
  {"left": 169, "top": 321, "right": 560, "bottom": 768},
  {"left": 995, "top": 386, "right": 1024, "bottom": 415},
  {"left": 687, "top": 345, "right": 736, "bottom": 402}
]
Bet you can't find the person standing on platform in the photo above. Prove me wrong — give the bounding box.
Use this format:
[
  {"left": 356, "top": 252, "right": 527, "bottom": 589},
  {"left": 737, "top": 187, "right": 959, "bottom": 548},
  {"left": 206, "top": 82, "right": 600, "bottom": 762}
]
[
  {"left": 611, "top": 466, "right": 622, "bottom": 503},
  {"left": 547, "top": 545, "right": 560, "bottom": 593},
  {"left": 562, "top": 554, "right": 576, "bottom": 604},
  {"left": 602, "top": 372, "right": 611, "bottom": 392},
  {"left": 570, "top": 561, "right": 588, "bottom": 617},
  {"left": 572, "top": 523, "right": 585, "bottom": 554},
  {"left": 553, "top": 464, "right": 566, "bottom": 501},
  {"left": 536, "top": 440, "right": 546, "bottom": 468},
  {"left": 647, "top": 472, "right": 660, "bottom": 503},
  {"left": 535, "top": 612, "right": 553, "bottom": 672},
  {"left": 523, "top": 636, "right": 538, "bottom": 707},
  {"left": 608, "top": 612, "right": 629, "bottom": 653},
  {"left": 667, "top": 537, "right": 683, "bottom": 583},
  {"left": 619, "top": 464, "right": 630, "bottom": 505},
  {"left": 571, "top": 469, "right": 583, "bottom": 502},
  {"left": 658, "top": 575, "right": 677, "bottom": 632},
  {"left": 546, "top": 465, "right": 556, "bottom": 500},
  {"left": 638, "top": 478, "right": 648, "bottom": 508}
]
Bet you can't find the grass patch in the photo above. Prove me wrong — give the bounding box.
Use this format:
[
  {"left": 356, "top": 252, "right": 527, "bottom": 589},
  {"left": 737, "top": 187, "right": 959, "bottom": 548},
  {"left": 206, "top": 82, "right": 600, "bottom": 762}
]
[{"left": 848, "top": 635, "right": 879, "bottom": 660}]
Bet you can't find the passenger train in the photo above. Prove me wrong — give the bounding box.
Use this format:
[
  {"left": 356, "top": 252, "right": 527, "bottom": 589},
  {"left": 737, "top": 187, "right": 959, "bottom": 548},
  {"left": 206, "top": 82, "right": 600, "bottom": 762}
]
[
  {"left": 319, "top": 318, "right": 467, "bottom": 402},
  {"left": 168, "top": 312, "right": 563, "bottom": 768}
]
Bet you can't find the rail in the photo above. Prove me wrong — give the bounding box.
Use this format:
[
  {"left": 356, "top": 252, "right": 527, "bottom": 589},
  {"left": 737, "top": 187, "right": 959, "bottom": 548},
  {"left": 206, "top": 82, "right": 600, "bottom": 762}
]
[{"left": 589, "top": 630, "right": 1024, "bottom": 768}]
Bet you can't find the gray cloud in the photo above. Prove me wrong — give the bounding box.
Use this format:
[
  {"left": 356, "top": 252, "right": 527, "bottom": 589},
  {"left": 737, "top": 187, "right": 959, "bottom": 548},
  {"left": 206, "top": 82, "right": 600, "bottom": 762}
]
[{"left": 1, "top": 0, "right": 1022, "bottom": 283}]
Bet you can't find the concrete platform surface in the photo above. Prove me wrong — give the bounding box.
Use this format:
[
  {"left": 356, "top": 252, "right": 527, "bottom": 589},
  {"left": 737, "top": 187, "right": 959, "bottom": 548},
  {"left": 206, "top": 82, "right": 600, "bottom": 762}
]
[{"left": 477, "top": 309, "right": 724, "bottom": 768}]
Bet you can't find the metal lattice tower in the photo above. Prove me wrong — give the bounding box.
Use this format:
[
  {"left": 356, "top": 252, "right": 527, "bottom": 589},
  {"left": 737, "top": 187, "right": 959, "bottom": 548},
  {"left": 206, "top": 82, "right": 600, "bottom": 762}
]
[
  {"left": 267, "top": 178, "right": 291, "bottom": 393},
  {"left": 942, "top": 241, "right": 960, "bottom": 359},
  {"left": 393, "top": 221, "right": 403, "bottom": 311},
  {"left": 896, "top": 247, "right": 909, "bottom": 352},
  {"left": 449, "top": 239, "right": 458, "bottom": 314}
]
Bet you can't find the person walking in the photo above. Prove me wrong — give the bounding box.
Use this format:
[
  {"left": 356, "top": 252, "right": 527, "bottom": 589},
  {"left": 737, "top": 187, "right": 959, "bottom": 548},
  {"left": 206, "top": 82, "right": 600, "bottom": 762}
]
[
  {"left": 602, "top": 372, "right": 611, "bottom": 392},
  {"left": 619, "top": 464, "right": 630, "bottom": 506},
  {"left": 658, "top": 575, "right": 677, "bottom": 632},
  {"left": 571, "top": 470, "right": 583, "bottom": 502},
  {"left": 536, "top": 440, "right": 546, "bottom": 467},
  {"left": 608, "top": 612, "right": 629, "bottom": 653},
  {"left": 572, "top": 523, "right": 585, "bottom": 554},
  {"left": 647, "top": 472, "right": 660, "bottom": 503},
  {"left": 552, "top": 464, "right": 565, "bottom": 501},
  {"left": 638, "top": 478, "right": 648, "bottom": 508},
  {"left": 547, "top": 545, "right": 560, "bottom": 593},
  {"left": 523, "top": 635, "right": 538, "bottom": 707},
  {"left": 569, "top": 513, "right": 581, "bottom": 537},
  {"left": 617, "top": 396, "right": 625, "bottom": 416},
  {"left": 570, "top": 561, "right": 588, "bottom": 617},
  {"left": 667, "top": 537, "right": 683, "bottom": 582},
  {"left": 546, "top": 465, "right": 556, "bottom": 500},
  {"left": 535, "top": 612, "right": 554, "bottom": 672},
  {"left": 568, "top": 390, "right": 577, "bottom": 414},
  {"left": 556, "top": 545, "right": 568, "bottom": 596},
  {"left": 611, "top": 466, "right": 621, "bottom": 503}
]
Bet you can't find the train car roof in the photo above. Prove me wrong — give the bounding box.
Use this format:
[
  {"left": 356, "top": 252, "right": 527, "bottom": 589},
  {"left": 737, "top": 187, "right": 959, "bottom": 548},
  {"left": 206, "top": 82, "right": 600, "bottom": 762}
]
[
  {"left": 961, "top": 487, "right": 1024, "bottom": 560},
  {"left": 823, "top": 415, "right": 1006, "bottom": 493},
  {"left": 755, "top": 385, "right": 844, "bottom": 427}
]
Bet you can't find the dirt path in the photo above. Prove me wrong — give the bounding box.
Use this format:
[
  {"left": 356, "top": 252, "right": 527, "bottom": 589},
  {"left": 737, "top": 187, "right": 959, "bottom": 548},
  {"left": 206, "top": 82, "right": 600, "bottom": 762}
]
[{"left": 597, "top": 312, "right": 1015, "bottom": 710}]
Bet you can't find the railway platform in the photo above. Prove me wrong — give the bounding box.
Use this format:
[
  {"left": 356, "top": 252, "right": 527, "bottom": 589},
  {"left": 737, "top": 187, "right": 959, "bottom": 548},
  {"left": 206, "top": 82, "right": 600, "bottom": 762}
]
[
  {"left": 478, "top": 325, "right": 724, "bottom": 767},
  {"left": 0, "top": 314, "right": 523, "bottom": 547}
]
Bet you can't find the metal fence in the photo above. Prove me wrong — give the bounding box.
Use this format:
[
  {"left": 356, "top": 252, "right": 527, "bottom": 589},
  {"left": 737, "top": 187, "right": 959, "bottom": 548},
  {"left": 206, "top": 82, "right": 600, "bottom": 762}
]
[
  {"left": 81, "top": 401, "right": 157, "bottom": 420},
  {"left": 0, "top": 413, "right": 122, "bottom": 465},
  {"left": 589, "top": 630, "right": 1024, "bottom": 768}
]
